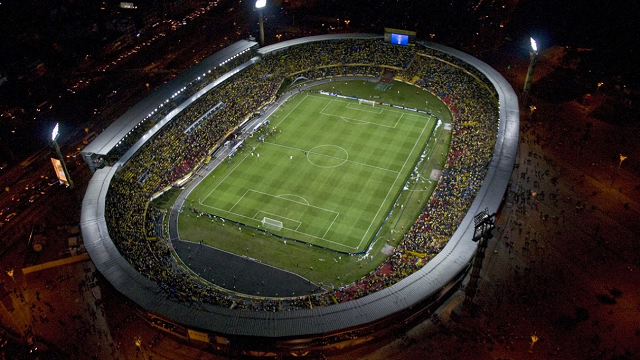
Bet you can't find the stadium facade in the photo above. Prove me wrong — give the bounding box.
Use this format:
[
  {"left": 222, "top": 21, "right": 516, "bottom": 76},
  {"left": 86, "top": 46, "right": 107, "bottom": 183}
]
[{"left": 80, "top": 34, "right": 518, "bottom": 357}]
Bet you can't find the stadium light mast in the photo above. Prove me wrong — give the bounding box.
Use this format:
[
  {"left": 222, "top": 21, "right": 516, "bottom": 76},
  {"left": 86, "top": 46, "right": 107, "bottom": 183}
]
[
  {"left": 462, "top": 208, "right": 496, "bottom": 315},
  {"left": 255, "top": 0, "right": 266, "bottom": 46},
  {"left": 522, "top": 37, "right": 538, "bottom": 99},
  {"left": 50, "top": 123, "right": 74, "bottom": 189}
]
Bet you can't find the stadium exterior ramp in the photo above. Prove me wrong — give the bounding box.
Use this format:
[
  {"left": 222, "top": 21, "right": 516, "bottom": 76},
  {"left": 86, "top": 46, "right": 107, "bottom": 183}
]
[{"left": 81, "top": 35, "right": 518, "bottom": 355}]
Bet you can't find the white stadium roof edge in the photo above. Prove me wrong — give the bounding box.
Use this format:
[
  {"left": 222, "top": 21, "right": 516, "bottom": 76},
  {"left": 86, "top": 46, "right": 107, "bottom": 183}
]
[
  {"left": 80, "top": 34, "right": 381, "bottom": 160},
  {"left": 80, "top": 34, "right": 519, "bottom": 338},
  {"left": 81, "top": 39, "right": 258, "bottom": 158}
]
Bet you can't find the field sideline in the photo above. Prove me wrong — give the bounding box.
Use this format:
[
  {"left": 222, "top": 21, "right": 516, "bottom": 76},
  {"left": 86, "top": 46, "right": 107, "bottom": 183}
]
[{"left": 184, "top": 91, "right": 437, "bottom": 252}]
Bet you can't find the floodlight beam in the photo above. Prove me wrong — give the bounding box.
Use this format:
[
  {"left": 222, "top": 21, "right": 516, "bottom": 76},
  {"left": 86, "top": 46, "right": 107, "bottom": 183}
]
[
  {"left": 530, "top": 37, "right": 537, "bottom": 53},
  {"left": 523, "top": 36, "right": 539, "bottom": 98},
  {"left": 50, "top": 123, "right": 74, "bottom": 189},
  {"left": 52, "top": 123, "right": 59, "bottom": 141}
]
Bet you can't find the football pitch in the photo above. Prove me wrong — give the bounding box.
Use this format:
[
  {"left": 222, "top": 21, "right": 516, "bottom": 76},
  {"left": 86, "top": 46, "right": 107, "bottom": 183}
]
[{"left": 186, "top": 92, "right": 436, "bottom": 252}]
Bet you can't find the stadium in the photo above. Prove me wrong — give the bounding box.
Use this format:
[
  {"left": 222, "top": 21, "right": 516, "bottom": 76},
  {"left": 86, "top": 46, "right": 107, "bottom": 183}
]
[{"left": 80, "top": 33, "right": 518, "bottom": 358}]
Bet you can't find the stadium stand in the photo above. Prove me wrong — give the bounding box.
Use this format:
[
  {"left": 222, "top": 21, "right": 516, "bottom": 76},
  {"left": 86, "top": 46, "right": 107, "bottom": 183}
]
[
  {"left": 81, "top": 40, "right": 258, "bottom": 171},
  {"left": 81, "top": 35, "right": 518, "bottom": 353}
]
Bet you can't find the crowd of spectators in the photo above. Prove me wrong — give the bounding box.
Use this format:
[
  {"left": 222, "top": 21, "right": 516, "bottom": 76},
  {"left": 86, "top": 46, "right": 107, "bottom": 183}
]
[
  {"left": 103, "top": 38, "right": 499, "bottom": 311},
  {"left": 103, "top": 60, "right": 249, "bottom": 164},
  {"left": 331, "top": 53, "right": 499, "bottom": 302}
]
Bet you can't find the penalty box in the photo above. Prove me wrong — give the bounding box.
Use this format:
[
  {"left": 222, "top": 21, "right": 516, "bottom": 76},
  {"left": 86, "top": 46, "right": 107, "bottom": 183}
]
[
  {"left": 230, "top": 189, "right": 339, "bottom": 239},
  {"left": 318, "top": 98, "right": 405, "bottom": 128}
]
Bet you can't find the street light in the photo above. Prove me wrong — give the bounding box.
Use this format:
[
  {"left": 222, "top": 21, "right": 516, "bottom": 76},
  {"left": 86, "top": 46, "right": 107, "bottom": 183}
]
[
  {"left": 51, "top": 123, "right": 74, "bottom": 189},
  {"left": 255, "top": 0, "right": 266, "bottom": 46},
  {"left": 134, "top": 336, "right": 147, "bottom": 360},
  {"left": 522, "top": 37, "right": 538, "bottom": 98},
  {"left": 610, "top": 154, "right": 627, "bottom": 188},
  {"left": 6, "top": 269, "right": 16, "bottom": 288},
  {"left": 530, "top": 334, "right": 539, "bottom": 351}
]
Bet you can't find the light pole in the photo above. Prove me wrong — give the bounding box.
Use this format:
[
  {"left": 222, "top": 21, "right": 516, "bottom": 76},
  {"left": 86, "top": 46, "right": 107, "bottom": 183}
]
[
  {"left": 462, "top": 209, "right": 496, "bottom": 315},
  {"left": 523, "top": 37, "right": 538, "bottom": 98},
  {"left": 255, "top": 0, "right": 266, "bottom": 46},
  {"left": 530, "top": 334, "right": 539, "bottom": 352},
  {"left": 51, "top": 123, "right": 74, "bottom": 189},
  {"left": 6, "top": 269, "right": 16, "bottom": 288},
  {"left": 610, "top": 154, "right": 627, "bottom": 188},
  {"left": 134, "top": 336, "right": 147, "bottom": 360}
]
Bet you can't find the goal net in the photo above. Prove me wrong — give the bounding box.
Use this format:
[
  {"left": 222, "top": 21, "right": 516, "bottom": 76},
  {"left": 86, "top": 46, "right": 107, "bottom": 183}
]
[
  {"left": 261, "top": 217, "right": 283, "bottom": 231},
  {"left": 358, "top": 99, "right": 376, "bottom": 107}
]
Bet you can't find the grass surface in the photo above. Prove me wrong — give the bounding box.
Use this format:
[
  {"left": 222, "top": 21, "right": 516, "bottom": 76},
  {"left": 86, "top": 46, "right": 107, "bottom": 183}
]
[
  {"left": 161, "top": 80, "right": 452, "bottom": 286},
  {"left": 185, "top": 91, "right": 435, "bottom": 252}
]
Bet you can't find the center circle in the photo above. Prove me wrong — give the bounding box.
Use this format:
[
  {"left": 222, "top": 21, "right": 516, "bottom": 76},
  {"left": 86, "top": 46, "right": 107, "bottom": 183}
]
[{"left": 307, "top": 145, "right": 349, "bottom": 168}]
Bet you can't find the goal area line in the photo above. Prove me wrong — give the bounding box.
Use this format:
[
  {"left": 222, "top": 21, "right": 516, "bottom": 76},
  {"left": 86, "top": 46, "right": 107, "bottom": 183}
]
[{"left": 202, "top": 188, "right": 346, "bottom": 244}]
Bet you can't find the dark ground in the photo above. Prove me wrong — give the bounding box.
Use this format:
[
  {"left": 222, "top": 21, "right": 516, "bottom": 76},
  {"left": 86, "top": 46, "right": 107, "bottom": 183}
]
[{"left": 172, "top": 239, "right": 319, "bottom": 297}]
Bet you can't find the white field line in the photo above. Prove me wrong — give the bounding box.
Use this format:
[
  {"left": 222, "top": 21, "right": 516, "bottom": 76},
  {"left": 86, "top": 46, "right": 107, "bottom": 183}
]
[
  {"left": 356, "top": 115, "right": 435, "bottom": 250},
  {"left": 263, "top": 141, "right": 400, "bottom": 174},
  {"left": 322, "top": 212, "right": 340, "bottom": 239},
  {"left": 201, "top": 202, "right": 346, "bottom": 246},
  {"left": 229, "top": 189, "right": 250, "bottom": 212},
  {"left": 253, "top": 210, "right": 302, "bottom": 230},
  {"left": 199, "top": 94, "right": 434, "bottom": 251},
  {"left": 203, "top": 95, "right": 310, "bottom": 203},
  {"left": 249, "top": 189, "right": 339, "bottom": 216},
  {"left": 309, "top": 93, "right": 431, "bottom": 118},
  {"left": 346, "top": 102, "right": 383, "bottom": 114},
  {"left": 202, "top": 147, "right": 251, "bottom": 202},
  {"left": 273, "top": 93, "right": 311, "bottom": 128},
  {"left": 320, "top": 109, "right": 399, "bottom": 129},
  {"left": 276, "top": 193, "right": 310, "bottom": 205}
]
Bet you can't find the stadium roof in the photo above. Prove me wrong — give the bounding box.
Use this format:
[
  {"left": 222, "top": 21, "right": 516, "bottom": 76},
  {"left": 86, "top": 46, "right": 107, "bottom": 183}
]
[
  {"left": 257, "top": 33, "right": 381, "bottom": 56},
  {"left": 112, "top": 57, "right": 260, "bottom": 168},
  {"left": 82, "top": 39, "right": 258, "bottom": 157},
  {"left": 81, "top": 35, "right": 519, "bottom": 339}
]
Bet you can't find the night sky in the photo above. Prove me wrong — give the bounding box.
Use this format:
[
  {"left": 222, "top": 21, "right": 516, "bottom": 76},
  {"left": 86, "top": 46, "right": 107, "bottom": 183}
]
[
  {"left": 0, "top": 0, "right": 638, "bottom": 163},
  {"left": 509, "top": 0, "right": 640, "bottom": 82}
]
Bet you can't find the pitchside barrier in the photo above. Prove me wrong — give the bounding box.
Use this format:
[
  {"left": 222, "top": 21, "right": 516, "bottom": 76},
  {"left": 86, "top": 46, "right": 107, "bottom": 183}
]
[{"left": 317, "top": 90, "right": 442, "bottom": 118}]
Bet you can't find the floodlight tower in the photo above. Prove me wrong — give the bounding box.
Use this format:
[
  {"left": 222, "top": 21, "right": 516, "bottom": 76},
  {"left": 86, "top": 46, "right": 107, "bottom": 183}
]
[
  {"left": 51, "top": 123, "right": 74, "bottom": 189},
  {"left": 522, "top": 37, "right": 538, "bottom": 97},
  {"left": 462, "top": 208, "right": 496, "bottom": 315},
  {"left": 255, "top": 0, "right": 266, "bottom": 46}
]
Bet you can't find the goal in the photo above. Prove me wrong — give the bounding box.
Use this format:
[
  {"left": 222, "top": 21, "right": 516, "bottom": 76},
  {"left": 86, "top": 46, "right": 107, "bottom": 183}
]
[
  {"left": 358, "top": 99, "right": 376, "bottom": 107},
  {"left": 261, "top": 217, "right": 283, "bottom": 231}
]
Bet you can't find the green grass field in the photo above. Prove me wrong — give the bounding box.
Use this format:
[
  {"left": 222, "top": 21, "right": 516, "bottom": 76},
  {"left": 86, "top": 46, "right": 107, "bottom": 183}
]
[
  {"left": 184, "top": 91, "right": 436, "bottom": 252},
  {"left": 160, "top": 80, "right": 452, "bottom": 286}
]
